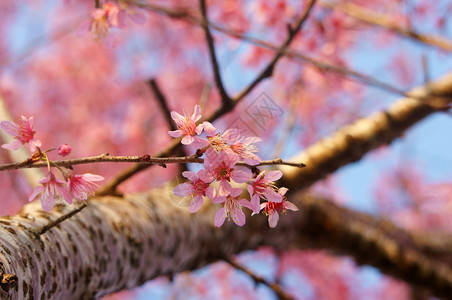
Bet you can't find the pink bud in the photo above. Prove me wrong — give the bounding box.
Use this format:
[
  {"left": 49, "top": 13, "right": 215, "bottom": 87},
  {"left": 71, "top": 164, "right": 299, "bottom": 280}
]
[{"left": 58, "top": 144, "right": 71, "bottom": 157}]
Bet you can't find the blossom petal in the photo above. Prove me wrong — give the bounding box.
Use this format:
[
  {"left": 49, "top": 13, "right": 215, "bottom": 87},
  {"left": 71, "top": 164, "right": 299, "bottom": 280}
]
[
  {"left": 285, "top": 201, "right": 299, "bottom": 211},
  {"left": 181, "top": 135, "right": 194, "bottom": 145},
  {"left": 182, "top": 171, "right": 197, "bottom": 181},
  {"left": 218, "top": 180, "right": 231, "bottom": 195},
  {"left": 28, "top": 186, "right": 44, "bottom": 203},
  {"left": 268, "top": 211, "right": 279, "bottom": 228},
  {"left": 189, "top": 195, "right": 203, "bottom": 213},
  {"left": 201, "top": 121, "right": 216, "bottom": 136},
  {"left": 168, "top": 130, "right": 182, "bottom": 138},
  {"left": 173, "top": 183, "right": 192, "bottom": 197},
  {"left": 191, "top": 105, "right": 201, "bottom": 122},
  {"left": 214, "top": 207, "right": 227, "bottom": 227},
  {"left": 198, "top": 169, "right": 214, "bottom": 183},
  {"left": 0, "top": 121, "right": 19, "bottom": 136},
  {"left": 265, "top": 190, "right": 283, "bottom": 203},
  {"left": 231, "top": 169, "right": 250, "bottom": 183},
  {"left": 191, "top": 136, "right": 209, "bottom": 149},
  {"left": 170, "top": 111, "right": 184, "bottom": 124},
  {"left": 205, "top": 186, "right": 216, "bottom": 199},
  {"left": 264, "top": 170, "right": 283, "bottom": 182},
  {"left": 230, "top": 207, "right": 245, "bottom": 226},
  {"left": 212, "top": 195, "right": 226, "bottom": 204},
  {"left": 41, "top": 193, "right": 55, "bottom": 212},
  {"left": 1, "top": 140, "right": 22, "bottom": 151},
  {"left": 81, "top": 173, "right": 105, "bottom": 182}
]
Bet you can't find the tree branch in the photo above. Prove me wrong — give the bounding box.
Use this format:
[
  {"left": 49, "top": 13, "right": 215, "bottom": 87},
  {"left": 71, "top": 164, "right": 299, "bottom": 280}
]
[
  {"left": 2, "top": 189, "right": 452, "bottom": 298},
  {"left": 320, "top": 1, "right": 452, "bottom": 52},
  {"left": 199, "top": 0, "right": 232, "bottom": 107},
  {"left": 279, "top": 72, "right": 452, "bottom": 191},
  {"left": 148, "top": 78, "right": 177, "bottom": 132}
]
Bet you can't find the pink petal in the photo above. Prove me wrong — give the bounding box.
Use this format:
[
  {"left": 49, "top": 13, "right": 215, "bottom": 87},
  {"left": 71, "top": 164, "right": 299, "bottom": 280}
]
[
  {"left": 239, "top": 198, "right": 258, "bottom": 214},
  {"left": 1, "top": 140, "right": 22, "bottom": 151},
  {"left": 268, "top": 211, "right": 279, "bottom": 228},
  {"left": 181, "top": 135, "right": 194, "bottom": 145},
  {"left": 28, "top": 186, "right": 44, "bottom": 203},
  {"left": 173, "top": 183, "right": 192, "bottom": 197},
  {"left": 191, "top": 104, "right": 201, "bottom": 122},
  {"left": 0, "top": 120, "right": 18, "bottom": 136},
  {"left": 212, "top": 195, "right": 226, "bottom": 204},
  {"left": 205, "top": 186, "right": 216, "bottom": 199},
  {"left": 195, "top": 124, "right": 204, "bottom": 135},
  {"left": 81, "top": 173, "right": 105, "bottom": 182},
  {"left": 243, "top": 136, "right": 261, "bottom": 144},
  {"left": 201, "top": 121, "right": 216, "bottom": 135},
  {"left": 244, "top": 155, "right": 261, "bottom": 166},
  {"left": 170, "top": 111, "right": 184, "bottom": 125},
  {"left": 231, "top": 169, "right": 250, "bottom": 183},
  {"left": 191, "top": 136, "right": 209, "bottom": 149},
  {"left": 41, "top": 194, "right": 55, "bottom": 212},
  {"left": 182, "top": 171, "right": 197, "bottom": 182},
  {"left": 285, "top": 201, "right": 299, "bottom": 211},
  {"left": 189, "top": 195, "right": 203, "bottom": 213},
  {"left": 230, "top": 207, "right": 245, "bottom": 226},
  {"left": 218, "top": 180, "right": 231, "bottom": 195},
  {"left": 265, "top": 190, "right": 283, "bottom": 203},
  {"left": 198, "top": 169, "right": 214, "bottom": 183},
  {"left": 250, "top": 194, "right": 261, "bottom": 214},
  {"left": 214, "top": 207, "right": 226, "bottom": 227},
  {"left": 168, "top": 130, "right": 182, "bottom": 138},
  {"left": 222, "top": 129, "right": 241, "bottom": 143},
  {"left": 264, "top": 170, "right": 283, "bottom": 182},
  {"left": 230, "top": 187, "right": 242, "bottom": 198},
  {"left": 247, "top": 185, "right": 255, "bottom": 197},
  {"left": 278, "top": 187, "right": 289, "bottom": 196}
]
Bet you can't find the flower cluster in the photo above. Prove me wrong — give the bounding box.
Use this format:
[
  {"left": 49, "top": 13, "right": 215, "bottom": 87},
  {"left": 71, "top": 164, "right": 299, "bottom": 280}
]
[
  {"left": 0, "top": 116, "right": 104, "bottom": 211},
  {"left": 78, "top": 1, "right": 146, "bottom": 41},
  {"left": 170, "top": 105, "right": 298, "bottom": 228}
]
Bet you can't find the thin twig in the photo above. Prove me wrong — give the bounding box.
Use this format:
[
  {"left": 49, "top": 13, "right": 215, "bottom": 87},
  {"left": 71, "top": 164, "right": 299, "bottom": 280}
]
[
  {"left": 320, "top": 1, "right": 452, "bottom": 52},
  {"left": 199, "top": 0, "right": 232, "bottom": 107},
  {"left": 224, "top": 257, "right": 295, "bottom": 300},
  {"left": 0, "top": 153, "right": 305, "bottom": 172},
  {"left": 148, "top": 78, "right": 177, "bottom": 132},
  {"left": 34, "top": 203, "right": 88, "bottom": 236}
]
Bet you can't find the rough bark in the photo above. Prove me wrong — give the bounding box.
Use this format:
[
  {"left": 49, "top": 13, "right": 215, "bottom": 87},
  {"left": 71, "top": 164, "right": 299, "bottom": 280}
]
[{"left": 0, "top": 73, "right": 451, "bottom": 299}]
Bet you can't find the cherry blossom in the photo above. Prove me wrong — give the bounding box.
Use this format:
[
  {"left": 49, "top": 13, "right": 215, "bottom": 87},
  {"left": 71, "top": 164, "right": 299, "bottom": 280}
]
[
  {"left": 260, "top": 188, "right": 298, "bottom": 228},
  {"left": 200, "top": 151, "right": 250, "bottom": 194},
  {"left": 58, "top": 143, "right": 72, "bottom": 157},
  {"left": 248, "top": 170, "right": 283, "bottom": 203},
  {"left": 117, "top": 0, "right": 147, "bottom": 28},
  {"left": 0, "top": 115, "right": 41, "bottom": 152},
  {"left": 67, "top": 173, "right": 105, "bottom": 202},
  {"left": 227, "top": 134, "right": 261, "bottom": 165},
  {"left": 168, "top": 104, "right": 205, "bottom": 145},
  {"left": 29, "top": 172, "right": 73, "bottom": 211},
  {"left": 173, "top": 170, "right": 214, "bottom": 213},
  {"left": 78, "top": 3, "right": 119, "bottom": 41},
  {"left": 212, "top": 186, "right": 256, "bottom": 227}
]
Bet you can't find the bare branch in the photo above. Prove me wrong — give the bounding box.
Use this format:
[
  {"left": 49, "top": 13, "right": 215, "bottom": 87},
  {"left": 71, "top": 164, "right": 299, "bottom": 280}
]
[
  {"left": 199, "top": 0, "right": 232, "bottom": 107},
  {"left": 320, "top": 1, "right": 452, "bottom": 52},
  {"left": 148, "top": 79, "right": 177, "bottom": 132},
  {"left": 224, "top": 257, "right": 295, "bottom": 300}
]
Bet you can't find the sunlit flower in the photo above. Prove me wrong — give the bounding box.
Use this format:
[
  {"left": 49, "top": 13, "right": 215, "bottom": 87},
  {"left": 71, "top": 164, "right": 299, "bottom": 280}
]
[
  {"left": 29, "top": 172, "right": 72, "bottom": 211},
  {"left": 247, "top": 170, "right": 283, "bottom": 203},
  {"left": 212, "top": 186, "right": 256, "bottom": 227},
  {"left": 168, "top": 105, "right": 205, "bottom": 145},
  {"left": 260, "top": 187, "right": 298, "bottom": 228},
  {"left": 58, "top": 144, "right": 71, "bottom": 157},
  {"left": 173, "top": 170, "right": 214, "bottom": 213},
  {"left": 0, "top": 115, "right": 41, "bottom": 152},
  {"left": 226, "top": 132, "right": 261, "bottom": 165},
  {"left": 200, "top": 151, "right": 250, "bottom": 194},
  {"left": 67, "top": 173, "right": 105, "bottom": 202}
]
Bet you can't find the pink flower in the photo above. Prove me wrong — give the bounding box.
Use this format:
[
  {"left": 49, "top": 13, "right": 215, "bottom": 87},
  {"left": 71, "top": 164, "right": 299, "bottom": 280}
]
[
  {"left": 29, "top": 172, "right": 72, "bottom": 211},
  {"left": 58, "top": 144, "right": 72, "bottom": 157},
  {"left": 212, "top": 186, "right": 256, "bottom": 227},
  {"left": 0, "top": 115, "right": 41, "bottom": 152},
  {"left": 200, "top": 151, "right": 250, "bottom": 195},
  {"left": 173, "top": 170, "right": 214, "bottom": 213},
  {"left": 199, "top": 129, "right": 241, "bottom": 166},
  {"left": 227, "top": 133, "right": 262, "bottom": 165},
  {"left": 67, "top": 173, "right": 105, "bottom": 202},
  {"left": 260, "top": 188, "right": 298, "bottom": 228},
  {"left": 168, "top": 105, "right": 205, "bottom": 145},
  {"left": 247, "top": 170, "right": 283, "bottom": 203},
  {"left": 117, "top": 1, "right": 147, "bottom": 28},
  {"left": 78, "top": 4, "right": 119, "bottom": 41}
]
